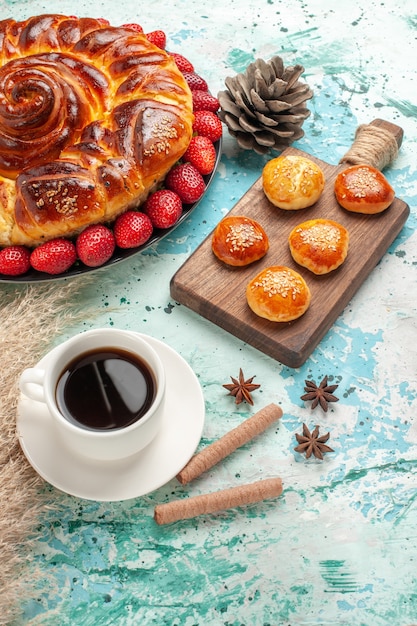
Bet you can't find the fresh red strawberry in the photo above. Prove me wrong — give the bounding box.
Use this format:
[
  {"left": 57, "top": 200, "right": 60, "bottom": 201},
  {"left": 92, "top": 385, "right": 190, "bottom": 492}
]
[
  {"left": 30, "top": 238, "right": 77, "bottom": 275},
  {"left": 0, "top": 245, "right": 31, "bottom": 276},
  {"left": 76, "top": 224, "right": 115, "bottom": 267},
  {"left": 193, "top": 110, "right": 223, "bottom": 142},
  {"left": 113, "top": 211, "right": 153, "bottom": 248},
  {"left": 182, "top": 72, "right": 208, "bottom": 92},
  {"left": 182, "top": 136, "right": 217, "bottom": 176},
  {"left": 146, "top": 30, "right": 166, "bottom": 49},
  {"left": 121, "top": 22, "right": 144, "bottom": 33},
  {"left": 192, "top": 90, "right": 220, "bottom": 113},
  {"left": 169, "top": 52, "right": 194, "bottom": 73},
  {"left": 143, "top": 190, "right": 183, "bottom": 228},
  {"left": 165, "top": 163, "right": 206, "bottom": 204}
]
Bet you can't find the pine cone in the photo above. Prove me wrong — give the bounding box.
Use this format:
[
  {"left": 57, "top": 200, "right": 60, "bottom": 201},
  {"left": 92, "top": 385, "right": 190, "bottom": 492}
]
[{"left": 218, "top": 56, "right": 313, "bottom": 155}]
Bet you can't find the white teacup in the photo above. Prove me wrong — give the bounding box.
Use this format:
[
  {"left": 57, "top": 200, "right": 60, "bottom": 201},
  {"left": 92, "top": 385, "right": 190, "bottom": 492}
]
[{"left": 19, "top": 328, "right": 166, "bottom": 462}]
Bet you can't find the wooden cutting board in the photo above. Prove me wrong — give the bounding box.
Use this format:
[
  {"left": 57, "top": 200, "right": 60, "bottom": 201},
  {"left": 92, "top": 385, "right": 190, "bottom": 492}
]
[{"left": 170, "top": 119, "right": 410, "bottom": 368}]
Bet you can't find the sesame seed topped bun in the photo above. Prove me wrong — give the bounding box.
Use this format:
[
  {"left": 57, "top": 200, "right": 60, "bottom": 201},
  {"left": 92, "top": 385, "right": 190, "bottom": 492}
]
[
  {"left": 262, "top": 155, "right": 325, "bottom": 210},
  {"left": 289, "top": 218, "right": 349, "bottom": 275},
  {"left": 334, "top": 164, "right": 395, "bottom": 214},
  {"left": 212, "top": 215, "right": 269, "bottom": 266},
  {"left": 246, "top": 265, "right": 311, "bottom": 322}
]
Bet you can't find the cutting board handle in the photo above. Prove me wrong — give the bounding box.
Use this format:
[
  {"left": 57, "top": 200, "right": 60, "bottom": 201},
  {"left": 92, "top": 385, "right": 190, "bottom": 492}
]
[{"left": 339, "top": 118, "right": 403, "bottom": 171}]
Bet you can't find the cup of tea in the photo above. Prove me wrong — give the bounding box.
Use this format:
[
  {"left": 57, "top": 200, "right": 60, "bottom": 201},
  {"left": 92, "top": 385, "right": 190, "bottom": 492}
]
[{"left": 19, "top": 328, "right": 166, "bottom": 462}]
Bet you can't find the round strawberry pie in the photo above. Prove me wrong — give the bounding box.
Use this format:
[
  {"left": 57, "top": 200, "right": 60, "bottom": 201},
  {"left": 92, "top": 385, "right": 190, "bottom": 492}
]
[
  {"left": 0, "top": 14, "right": 194, "bottom": 248},
  {"left": 0, "top": 15, "right": 222, "bottom": 276}
]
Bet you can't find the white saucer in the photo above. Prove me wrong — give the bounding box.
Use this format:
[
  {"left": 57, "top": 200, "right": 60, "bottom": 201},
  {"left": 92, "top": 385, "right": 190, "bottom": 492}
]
[{"left": 16, "top": 333, "right": 205, "bottom": 501}]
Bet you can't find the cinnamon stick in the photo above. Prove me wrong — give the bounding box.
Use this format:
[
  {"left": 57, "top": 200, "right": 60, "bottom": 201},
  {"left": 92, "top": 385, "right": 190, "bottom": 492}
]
[
  {"left": 154, "top": 477, "right": 283, "bottom": 525},
  {"left": 176, "top": 403, "right": 282, "bottom": 485}
]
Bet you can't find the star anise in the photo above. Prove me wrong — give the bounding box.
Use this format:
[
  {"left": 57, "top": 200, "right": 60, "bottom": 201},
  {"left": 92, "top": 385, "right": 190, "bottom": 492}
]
[
  {"left": 294, "top": 423, "right": 334, "bottom": 460},
  {"left": 223, "top": 368, "right": 260, "bottom": 405},
  {"left": 301, "top": 375, "right": 339, "bottom": 412}
]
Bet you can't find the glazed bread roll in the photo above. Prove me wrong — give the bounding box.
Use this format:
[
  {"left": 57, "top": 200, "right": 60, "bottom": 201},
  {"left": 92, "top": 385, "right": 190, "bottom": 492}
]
[
  {"left": 0, "top": 15, "right": 194, "bottom": 246},
  {"left": 289, "top": 218, "right": 349, "bottom": 275},
  {"left": 212, "top": 215, "right": 269, "bottom": 266},
  {"left": 246, "top": 265, "right": 311, "bottom": 322},
  {"left": 262, "top": 154, "right": 325, "bottom": 210},
  {"left": 334, "top": 164, "right": 395, "bottom": 214}
]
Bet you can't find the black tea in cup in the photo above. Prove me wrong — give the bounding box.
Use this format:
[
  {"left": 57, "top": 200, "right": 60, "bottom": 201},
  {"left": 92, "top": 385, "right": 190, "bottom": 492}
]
[{"left": 56, "top": 348, "right": 156, "bottom": 431}]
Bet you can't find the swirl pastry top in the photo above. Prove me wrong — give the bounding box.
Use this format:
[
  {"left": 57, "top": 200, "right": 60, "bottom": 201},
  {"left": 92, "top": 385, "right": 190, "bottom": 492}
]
[{"left": 0, "top": 15, "right": 194, "bottom": 246}]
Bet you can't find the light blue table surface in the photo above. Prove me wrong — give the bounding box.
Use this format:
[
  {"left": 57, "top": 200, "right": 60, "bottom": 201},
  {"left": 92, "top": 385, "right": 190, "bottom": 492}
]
[{"left": 3, "top": 0, "right": 417, "bottom": 624}]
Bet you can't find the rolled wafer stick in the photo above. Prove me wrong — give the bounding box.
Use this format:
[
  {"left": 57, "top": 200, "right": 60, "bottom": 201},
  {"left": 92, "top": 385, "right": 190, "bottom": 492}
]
[
  {"left": 154, "top": 477, "right": 283, "bottom": 525},
  {"left": 176, "top": 403, "right": 283, "bottom": 485}
]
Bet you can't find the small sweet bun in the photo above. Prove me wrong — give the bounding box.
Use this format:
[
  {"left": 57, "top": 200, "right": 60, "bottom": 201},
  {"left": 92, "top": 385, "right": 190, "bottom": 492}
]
[
  {"left": 212, "top": 215, "right": 269, "bottom": 266},
  {"left": 289, "top": 218, "right": 349, "bottom": 275},
  {"left": 246, "top": 265, "right": 311, "bottom": 322},
  {"left": 262, "top": 155, "right": 325, "bottom": 210},
  {"left": 334, "top": 164, "right": 395, "bottom": 214}
]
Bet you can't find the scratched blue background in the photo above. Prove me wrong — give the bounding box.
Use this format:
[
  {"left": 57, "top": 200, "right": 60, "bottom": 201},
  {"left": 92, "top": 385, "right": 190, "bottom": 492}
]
[{"left": 3, "top": 1, "right": 417, "bottom": 625}]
